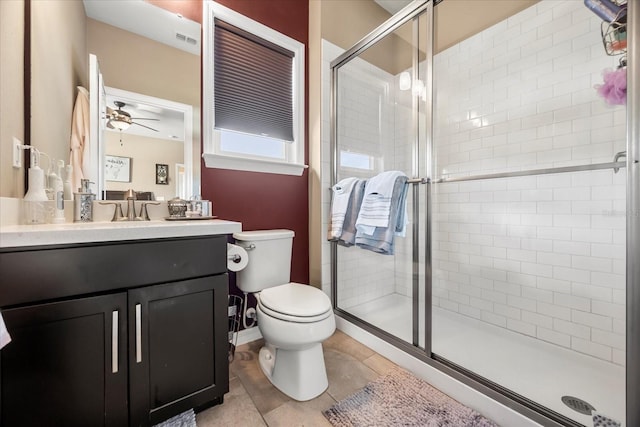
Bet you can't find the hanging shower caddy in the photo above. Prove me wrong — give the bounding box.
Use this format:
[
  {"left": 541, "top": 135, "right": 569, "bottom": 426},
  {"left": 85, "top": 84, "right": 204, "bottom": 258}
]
[{"left": 599, "top": 0, "right": 627, "bottom": 65}]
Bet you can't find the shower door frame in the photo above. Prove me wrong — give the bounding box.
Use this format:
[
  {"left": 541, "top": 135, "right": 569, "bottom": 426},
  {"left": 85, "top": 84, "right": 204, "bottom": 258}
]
[
  {"left": 626, "top": 2, "right": 640, "bottom": 426},
  {"left": 329, "top": 0, "right": 433, "bottom": 356},
  {"left": 329, "top": 1, "right": 640, "bottom": 426}
]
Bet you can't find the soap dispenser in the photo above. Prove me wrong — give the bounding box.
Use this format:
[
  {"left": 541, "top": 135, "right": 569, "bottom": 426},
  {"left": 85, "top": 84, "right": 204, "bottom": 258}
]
[
  {"left": 49, "top": 160, "right": 66, "bottom": 224},
  {"left": 63, "top": 164, "right": 73, "bottom": 200},
  {"left": 23, "top": 148, "right": 49, "bottom": 224},
  {"left": 73, "top": 179, "right": 95, "bottom": 222}
]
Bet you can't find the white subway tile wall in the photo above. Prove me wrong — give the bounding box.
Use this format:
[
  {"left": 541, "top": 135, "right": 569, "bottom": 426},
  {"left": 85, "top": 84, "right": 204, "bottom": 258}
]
[
  {"left": 432, "top": 1, "right": 626, "bottom": 364},
  {"left": 321, "top": 0, "right": 626, "bottom": 366}
]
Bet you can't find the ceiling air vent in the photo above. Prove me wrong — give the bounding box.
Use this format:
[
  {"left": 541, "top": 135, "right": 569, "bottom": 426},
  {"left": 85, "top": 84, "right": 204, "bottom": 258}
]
[{"left": 175, "top": 31, "right": 198, "bottom": 45}]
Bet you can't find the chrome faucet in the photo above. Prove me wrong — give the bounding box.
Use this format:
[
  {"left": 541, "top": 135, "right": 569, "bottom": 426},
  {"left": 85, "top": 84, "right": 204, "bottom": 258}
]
[
  {"left": 137, "top": 202, "right": 160, "bottom": 221},
  {"left": 99, "top": 202, "right": 126, "bottom": 221},
  {"left": 100, "top": 189, "right": 160, "bottom": 221},
  {"left": 124, "top": 189, "right": 137, "bottom": 221}
]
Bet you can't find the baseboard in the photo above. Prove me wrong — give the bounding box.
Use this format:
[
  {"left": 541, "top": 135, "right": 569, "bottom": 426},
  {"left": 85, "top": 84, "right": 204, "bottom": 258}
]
[
  {"left": 236, "top": 326, "right": 262, "bottom": 346},
  {"left": 335, "top": 315, "right": 541, "bottom": 427}
]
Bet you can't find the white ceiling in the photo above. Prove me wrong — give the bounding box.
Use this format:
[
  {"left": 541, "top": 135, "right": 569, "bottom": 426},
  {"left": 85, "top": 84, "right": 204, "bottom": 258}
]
[
  {"left": 374, "top": 0, "right": 414, "bottom": 16},
  {"left": 83, "top": 0, "right": 201, "bottom": 56}
]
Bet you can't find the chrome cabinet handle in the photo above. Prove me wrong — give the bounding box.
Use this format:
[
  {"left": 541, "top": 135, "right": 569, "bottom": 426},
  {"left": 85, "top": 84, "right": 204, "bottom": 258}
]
[
  {"left": 135, "top": 304, "right": 142, "bottom": 363},
  {"left": 112, "top": 310, "right": 118, "bottom": 373}
]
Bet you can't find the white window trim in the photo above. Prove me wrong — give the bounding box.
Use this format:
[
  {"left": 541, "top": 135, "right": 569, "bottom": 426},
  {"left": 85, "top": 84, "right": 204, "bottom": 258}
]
[{"left": 202, "top": 1, "right": 307, "bottom": 176}]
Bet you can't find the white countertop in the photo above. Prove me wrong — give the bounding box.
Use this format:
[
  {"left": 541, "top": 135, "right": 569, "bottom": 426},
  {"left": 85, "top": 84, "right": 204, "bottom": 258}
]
[{"left": 0, "top": 219, "right": 242, "bottom": 248}]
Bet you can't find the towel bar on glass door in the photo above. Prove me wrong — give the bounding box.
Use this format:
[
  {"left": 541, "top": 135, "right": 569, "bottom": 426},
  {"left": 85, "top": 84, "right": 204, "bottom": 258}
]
[
  {"left": 437, "top": 161, "right": 627, "bottom": 183},
  {"left": 406, "top": 177, "right": 430, "bottom": 184},
  {"left": 328, "top": 177, "right": 430, "bottom": 190}
]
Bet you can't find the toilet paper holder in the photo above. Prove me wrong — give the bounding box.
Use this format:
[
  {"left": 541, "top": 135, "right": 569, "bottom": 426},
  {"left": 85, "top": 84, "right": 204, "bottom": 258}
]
[
  {"left": 228, "top": 244, "right": 255, "bottom": 262},
  {"left": 228, "top": 253, "right": 242, "bottom": 263},
  {"left": 227, "top": 243, "right": 249, "bottom": 272}
]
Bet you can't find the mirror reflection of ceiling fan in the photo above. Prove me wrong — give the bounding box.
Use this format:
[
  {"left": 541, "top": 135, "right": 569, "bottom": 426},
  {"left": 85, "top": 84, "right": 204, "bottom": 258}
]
[{"left": 106, "top": 101, "right": 159, "bottom": 132}]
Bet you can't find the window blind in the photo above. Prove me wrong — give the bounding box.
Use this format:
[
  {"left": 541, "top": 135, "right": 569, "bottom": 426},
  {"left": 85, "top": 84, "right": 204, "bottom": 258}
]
[{"left": 214, "top": 19, "right": 295, "bottom": 142}]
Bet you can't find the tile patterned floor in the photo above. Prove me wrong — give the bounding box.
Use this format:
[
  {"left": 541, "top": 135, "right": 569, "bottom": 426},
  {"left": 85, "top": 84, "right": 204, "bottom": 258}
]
[{"left": 196, "top": 330, "right": 398, "bottom": 427}]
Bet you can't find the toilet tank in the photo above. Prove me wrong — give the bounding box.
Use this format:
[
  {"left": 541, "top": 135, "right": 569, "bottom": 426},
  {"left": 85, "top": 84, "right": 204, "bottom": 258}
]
[{"left": 232, "top": 229, "right": 294, "bottom": 293}]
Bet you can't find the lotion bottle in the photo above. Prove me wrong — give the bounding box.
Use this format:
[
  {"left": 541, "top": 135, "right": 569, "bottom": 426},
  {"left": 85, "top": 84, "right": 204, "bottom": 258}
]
[
  {"left": 23, "top": 149, "right": 50, "bottom": 224},
  {"left": 50, "top": 160, "right": 66, "bottom": 224},
  {"left": 51, "top": 160, "right": 64, "bottom": 195},
  {"left": 63, "top": 164, "right": 73, "bottom": 200}
]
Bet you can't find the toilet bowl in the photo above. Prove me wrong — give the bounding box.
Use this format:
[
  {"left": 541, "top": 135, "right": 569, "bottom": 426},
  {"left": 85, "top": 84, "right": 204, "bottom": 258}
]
[
  {"left": 256, "top": 283, "right": 335, "bottom": 400},
  {"left": 232, "top": 230, "right": 336, "bottom": 401}
]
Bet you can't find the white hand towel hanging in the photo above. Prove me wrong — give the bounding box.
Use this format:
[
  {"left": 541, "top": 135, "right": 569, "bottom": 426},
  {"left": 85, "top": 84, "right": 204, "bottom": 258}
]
[
  {"left": 356, "top": 171, "right": 406, "bottom": 235},
  {"left": 0, "top": 312, "right": 11, "bottom": 349},
  {"left": 328, "top": 177, "right": 360, "bottom": 240}
]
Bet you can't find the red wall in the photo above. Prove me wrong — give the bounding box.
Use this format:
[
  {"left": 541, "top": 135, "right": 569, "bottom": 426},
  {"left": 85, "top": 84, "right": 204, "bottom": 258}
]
[{"left": 200, "top": 0, "right": 310, "bottom": 285}]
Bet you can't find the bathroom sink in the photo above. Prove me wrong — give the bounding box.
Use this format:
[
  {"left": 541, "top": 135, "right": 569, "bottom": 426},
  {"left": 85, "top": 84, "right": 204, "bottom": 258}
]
[{"left": 0, "top": 219, "right": 242, "bottom": 248}]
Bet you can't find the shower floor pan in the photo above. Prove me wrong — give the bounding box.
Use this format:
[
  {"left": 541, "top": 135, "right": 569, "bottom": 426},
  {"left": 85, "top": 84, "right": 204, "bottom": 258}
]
[{"left": 347, "top": 293, "right": 624, "bottom": 426}]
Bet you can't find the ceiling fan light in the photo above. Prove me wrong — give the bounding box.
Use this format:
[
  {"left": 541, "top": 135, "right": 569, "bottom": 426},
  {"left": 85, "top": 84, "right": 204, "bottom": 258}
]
[{"left": 109, "top": 118, "right": 131, "bottom": 131}]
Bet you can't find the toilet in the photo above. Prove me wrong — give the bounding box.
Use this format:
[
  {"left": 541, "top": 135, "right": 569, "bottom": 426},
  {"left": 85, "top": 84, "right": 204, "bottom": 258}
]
[{"left": 233, "top": 229, "right": 335, "bottom": 401}]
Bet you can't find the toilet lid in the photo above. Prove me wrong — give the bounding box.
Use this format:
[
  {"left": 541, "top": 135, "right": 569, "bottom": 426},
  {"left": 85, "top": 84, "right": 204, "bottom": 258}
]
[
  {"left": 258, "top": 300, "right": 333, "bottom": 323},
  {"left": 259, "top": 283, "right": 332, "bottom": 317}
]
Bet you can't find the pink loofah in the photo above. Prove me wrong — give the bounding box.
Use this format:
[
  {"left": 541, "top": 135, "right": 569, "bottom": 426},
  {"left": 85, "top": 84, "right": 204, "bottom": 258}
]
[{"left": 595, "top": 68, "right": 627, "bottom": 105}]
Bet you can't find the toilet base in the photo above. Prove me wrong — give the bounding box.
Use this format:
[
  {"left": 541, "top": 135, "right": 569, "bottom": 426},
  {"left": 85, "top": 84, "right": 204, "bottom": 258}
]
[{"left": 259, "top": 342, "right": 329, "bottom": 401}]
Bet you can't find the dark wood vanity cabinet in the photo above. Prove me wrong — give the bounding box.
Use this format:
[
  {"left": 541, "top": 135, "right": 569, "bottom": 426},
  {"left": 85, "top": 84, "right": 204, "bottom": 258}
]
[
  {"left": 0, "top": 293, "right": 129, "bottom": 426},
  {"left": 129, "top": 275, "right": 228, "bottom": 426},
  {"left": 0, "top": 236, "right": 229, "bottom": 427}
]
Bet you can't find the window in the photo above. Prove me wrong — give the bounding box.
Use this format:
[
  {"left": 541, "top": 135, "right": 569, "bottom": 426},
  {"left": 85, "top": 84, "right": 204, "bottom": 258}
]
[
  {"left": 203, "top": 2, "right": 306, "bottom": 176},
  {"left": 340, "top": 150, "right": 375, "bottom": 171}
]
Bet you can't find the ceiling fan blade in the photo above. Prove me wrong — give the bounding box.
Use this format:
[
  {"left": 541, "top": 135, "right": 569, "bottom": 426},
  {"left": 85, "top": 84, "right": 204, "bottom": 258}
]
[
  {"left": 132, "top": 122, "right": 159, "bottom": 132},
  {"left": 129, "top": 117, "right": 160, "bottom": 121}
]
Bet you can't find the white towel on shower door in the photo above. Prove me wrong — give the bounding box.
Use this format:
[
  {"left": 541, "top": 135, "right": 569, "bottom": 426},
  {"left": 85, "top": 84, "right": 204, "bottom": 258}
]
[
  {"left": 356, "top": 171, "right": 406, "bottom": 235},
  {"left": 0, "top": 311, "right": 11, "bottom": 349},
  {"left": 328, "top": 177, "right": 360, "bottom": 240}
]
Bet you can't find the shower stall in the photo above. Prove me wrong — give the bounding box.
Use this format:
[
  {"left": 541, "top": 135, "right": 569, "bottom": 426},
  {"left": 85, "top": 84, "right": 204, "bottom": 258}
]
[{"left": 324, "top": 0, "right": 638, "bottom": 426}]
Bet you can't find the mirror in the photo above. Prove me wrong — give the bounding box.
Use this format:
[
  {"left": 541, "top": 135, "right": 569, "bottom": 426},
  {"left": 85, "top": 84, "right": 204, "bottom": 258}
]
[
  {"left": 102, "top": 86, "right": 193, "bottom": 201},
  {"left": 29, "top": 0, "right": 201, "bottom": 200}
]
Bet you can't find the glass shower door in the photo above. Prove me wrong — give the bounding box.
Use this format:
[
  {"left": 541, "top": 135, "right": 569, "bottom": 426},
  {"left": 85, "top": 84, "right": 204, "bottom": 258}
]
[
  {"left": 331, "top": 3, "right": 431, "bottom": 350},
  {"left": 430, "top": 0, "right": 627, "bottom": 425}
]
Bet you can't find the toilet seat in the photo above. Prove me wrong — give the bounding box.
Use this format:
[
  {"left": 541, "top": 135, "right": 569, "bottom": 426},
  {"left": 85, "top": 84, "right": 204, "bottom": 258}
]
[{"left": 258, "top": 283, "right": 332, "bottom": 323}]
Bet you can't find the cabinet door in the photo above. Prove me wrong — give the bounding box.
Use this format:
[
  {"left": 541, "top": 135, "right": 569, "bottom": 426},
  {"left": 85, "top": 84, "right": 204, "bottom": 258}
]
[
  {"left": 129, "top": 275, "right": 229, "bottom": 426},
  {"left": 0, "top": 293, "right": 128, "bottom": 427}
]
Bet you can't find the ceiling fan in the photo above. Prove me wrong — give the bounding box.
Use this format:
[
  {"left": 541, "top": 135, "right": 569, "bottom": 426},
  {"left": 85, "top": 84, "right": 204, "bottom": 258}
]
[{"left": 106, "top": 101, "right": 159, "bottom": 132}]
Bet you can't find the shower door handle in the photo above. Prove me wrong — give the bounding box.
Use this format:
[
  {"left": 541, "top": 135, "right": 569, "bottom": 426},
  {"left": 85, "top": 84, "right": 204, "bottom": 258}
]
[{"left": 407, "top": 177, "right": 430, "bottom": 184}]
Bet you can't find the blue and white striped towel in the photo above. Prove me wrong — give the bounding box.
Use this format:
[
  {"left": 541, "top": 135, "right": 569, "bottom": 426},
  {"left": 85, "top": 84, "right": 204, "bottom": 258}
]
[
  {"left": 328, "top": 177, "right": 360, "bottom": 241},
  {"left": 356, "top": 171, "right": 406, "bottom": 236}
]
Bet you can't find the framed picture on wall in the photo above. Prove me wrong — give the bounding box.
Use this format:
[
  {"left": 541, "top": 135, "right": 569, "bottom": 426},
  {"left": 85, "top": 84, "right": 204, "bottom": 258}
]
[
  {"left": 105, "top": 155, "right": 132, "bottom": 182},
  {"left": 156, "top": 164, "right": 169, "bottom": 185}
]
